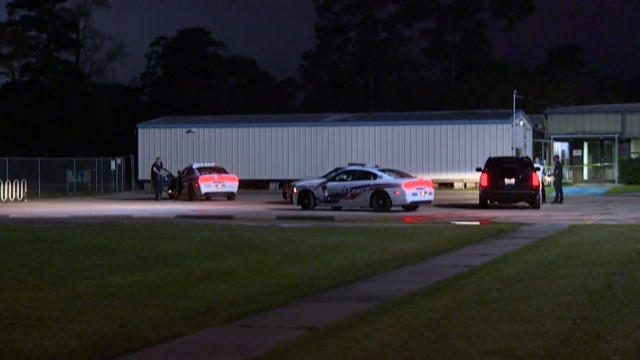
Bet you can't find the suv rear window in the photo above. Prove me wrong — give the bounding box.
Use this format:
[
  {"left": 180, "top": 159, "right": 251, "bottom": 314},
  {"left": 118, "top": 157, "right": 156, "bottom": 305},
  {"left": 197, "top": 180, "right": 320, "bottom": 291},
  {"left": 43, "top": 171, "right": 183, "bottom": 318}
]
[
  {"left": 485, "top": 157, "right": 532, "bottom": 172},
  {"left": 197, "top": 167, "right": 228, "bottom": 175}
]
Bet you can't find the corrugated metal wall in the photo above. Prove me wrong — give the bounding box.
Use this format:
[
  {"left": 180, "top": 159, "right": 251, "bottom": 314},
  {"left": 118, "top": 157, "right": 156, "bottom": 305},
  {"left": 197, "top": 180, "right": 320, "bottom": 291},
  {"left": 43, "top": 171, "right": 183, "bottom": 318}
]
[
  {"left": 547, "top": 113, "right": 622, "bottom": 135},
  {"left": 625, "top": 113, "right": 640, "bottom": 138},
  {"left": 138, "top": 123, "right": 516, "bottom": 181}
]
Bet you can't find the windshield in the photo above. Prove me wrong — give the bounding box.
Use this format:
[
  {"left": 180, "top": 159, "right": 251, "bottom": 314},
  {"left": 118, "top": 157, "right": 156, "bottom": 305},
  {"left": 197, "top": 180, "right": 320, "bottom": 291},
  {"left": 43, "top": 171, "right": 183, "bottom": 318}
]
[
  {"left": 380, "top": 168, "right": 414, "bottom": 179},
  {"left": 197, "top": 167, "right": 228, "bottom": 175}
]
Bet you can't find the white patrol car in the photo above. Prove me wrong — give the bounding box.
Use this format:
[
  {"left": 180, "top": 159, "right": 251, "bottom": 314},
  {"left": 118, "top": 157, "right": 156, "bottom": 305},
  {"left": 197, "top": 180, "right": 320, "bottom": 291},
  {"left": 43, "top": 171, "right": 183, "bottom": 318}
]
[
  {"left": 169, "top": 162, "right": 239, "bottom": 201},
  {"left": 291, "top": 165, "right": 434, "bottom": 212}
]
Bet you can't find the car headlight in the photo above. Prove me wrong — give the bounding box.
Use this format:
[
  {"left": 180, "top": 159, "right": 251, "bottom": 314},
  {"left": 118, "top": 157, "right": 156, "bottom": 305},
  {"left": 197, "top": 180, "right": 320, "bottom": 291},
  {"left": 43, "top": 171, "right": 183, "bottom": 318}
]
[{"left": 293, "top": 186, "right": 298, "bottom": 194}]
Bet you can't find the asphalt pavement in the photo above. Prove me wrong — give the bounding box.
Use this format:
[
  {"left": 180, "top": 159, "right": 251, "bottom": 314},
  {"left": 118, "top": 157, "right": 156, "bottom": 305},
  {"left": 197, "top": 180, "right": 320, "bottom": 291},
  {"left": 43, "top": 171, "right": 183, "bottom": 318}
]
[{"left": 0, "top": 190, "right": 638, "bottom": 224}]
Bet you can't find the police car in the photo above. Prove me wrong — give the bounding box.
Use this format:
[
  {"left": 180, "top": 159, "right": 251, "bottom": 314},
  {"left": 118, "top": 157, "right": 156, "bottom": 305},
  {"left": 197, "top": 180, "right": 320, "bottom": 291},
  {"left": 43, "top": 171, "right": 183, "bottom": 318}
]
[
  {"left": 168, "top": 162, "right": 239, "bottom": 201},
  {"left": 291, "top": 165, "right": 434, "bottom": 212},
  {"left": 282, "top": 166, "right": 345, "bottom": 202}
]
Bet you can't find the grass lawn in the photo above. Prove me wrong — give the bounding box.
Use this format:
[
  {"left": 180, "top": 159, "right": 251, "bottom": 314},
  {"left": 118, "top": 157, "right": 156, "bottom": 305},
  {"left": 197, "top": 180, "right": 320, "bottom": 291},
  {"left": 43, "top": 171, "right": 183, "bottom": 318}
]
[
  {"left": 0, "top": 222, "right": 513, "bottom": 360},
  {"left": 606, "top": 185, "right": 640, "bottom": 195},
  {"left": 261, "top": 225, "right": 640, "bottom": 359}
]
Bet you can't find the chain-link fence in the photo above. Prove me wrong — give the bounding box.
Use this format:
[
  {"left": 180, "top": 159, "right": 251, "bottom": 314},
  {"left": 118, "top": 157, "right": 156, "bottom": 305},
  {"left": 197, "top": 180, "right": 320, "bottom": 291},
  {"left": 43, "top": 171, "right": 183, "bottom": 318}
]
[{"left": 0, "top": 156, "right": 136, "bottom": 199}]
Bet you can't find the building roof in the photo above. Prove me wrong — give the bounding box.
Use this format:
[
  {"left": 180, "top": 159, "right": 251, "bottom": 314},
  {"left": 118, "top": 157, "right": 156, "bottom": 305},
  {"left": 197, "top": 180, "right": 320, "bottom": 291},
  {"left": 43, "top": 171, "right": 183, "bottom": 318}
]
[
  {"left": 546, "top": 103, "right": 640, "bottom": 115},
  {"left": 138, "top": 110, "right": 529, "bottom": 128}
]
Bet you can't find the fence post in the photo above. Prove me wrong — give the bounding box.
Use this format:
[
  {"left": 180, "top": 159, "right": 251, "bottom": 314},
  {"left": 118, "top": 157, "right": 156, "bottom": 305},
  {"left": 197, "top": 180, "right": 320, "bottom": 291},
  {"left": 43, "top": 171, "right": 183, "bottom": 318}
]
[
  {"left": 121, "top": 157, "right": 124, "bottom": 192},
  {"left": 130, "top": 154, "right": 135, "bottom": 191},
  {"left": 38, "top": 158, "right": 41, "bottom": 198}
]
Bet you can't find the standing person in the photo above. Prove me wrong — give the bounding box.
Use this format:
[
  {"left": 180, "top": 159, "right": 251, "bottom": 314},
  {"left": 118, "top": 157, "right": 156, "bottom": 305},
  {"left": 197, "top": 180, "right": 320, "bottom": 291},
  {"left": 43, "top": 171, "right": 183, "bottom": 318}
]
[
  {"left": 151, "top": 157, "right": 164, "bottom": 201},
  {"left": 534, "top": 157, "right": 546, "bottom": 203},
  {"left": 552, "top": 155, "right": 563, "bottom": 204}
]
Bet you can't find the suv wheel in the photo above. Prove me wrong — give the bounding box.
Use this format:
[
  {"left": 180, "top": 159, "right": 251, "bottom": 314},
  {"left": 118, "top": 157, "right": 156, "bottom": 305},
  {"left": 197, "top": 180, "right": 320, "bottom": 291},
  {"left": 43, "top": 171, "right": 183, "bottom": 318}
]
[
  {"left": 530, "top": 193, "right": 541, "bottom": 209},
  {"left": 479, "top": 195, "right": 488, "bottom": 209}
]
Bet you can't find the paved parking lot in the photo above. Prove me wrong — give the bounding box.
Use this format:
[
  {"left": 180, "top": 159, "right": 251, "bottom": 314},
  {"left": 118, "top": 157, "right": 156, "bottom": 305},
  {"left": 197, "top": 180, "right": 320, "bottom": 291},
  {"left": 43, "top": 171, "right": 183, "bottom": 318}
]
[{"left": 1, "top": 190, "right": 638, "bottom": 224}]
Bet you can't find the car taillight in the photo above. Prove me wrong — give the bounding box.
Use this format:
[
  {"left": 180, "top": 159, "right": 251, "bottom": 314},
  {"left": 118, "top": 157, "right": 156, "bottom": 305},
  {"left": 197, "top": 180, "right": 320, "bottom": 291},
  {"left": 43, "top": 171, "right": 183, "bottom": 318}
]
[
  {"left": 480, "top": 172, "right": 489, "bottom": 188},
  {"left": 532, "top": 172, "right": 540, "bottom": 187},
  {"left": 402, "top": 178, "right": 433, "bottom": 191}
]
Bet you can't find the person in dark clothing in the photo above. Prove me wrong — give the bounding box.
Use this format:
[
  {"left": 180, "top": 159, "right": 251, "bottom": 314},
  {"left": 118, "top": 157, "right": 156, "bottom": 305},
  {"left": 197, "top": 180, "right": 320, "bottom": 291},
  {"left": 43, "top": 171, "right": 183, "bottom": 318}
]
[
  {"left": 552, "top": 155, "right": 563, "bottom": 203},
  {"left": 151, "top": 157, "right": 163, "bottom": 201}
]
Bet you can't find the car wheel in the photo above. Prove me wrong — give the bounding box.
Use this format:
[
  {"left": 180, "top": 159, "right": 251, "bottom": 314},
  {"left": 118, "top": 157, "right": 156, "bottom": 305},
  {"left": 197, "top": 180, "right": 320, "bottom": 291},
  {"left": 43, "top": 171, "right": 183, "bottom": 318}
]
[
  {"left": 188, "top": 185, "right": 196, "bottom": 201},
  {"left": 371, "top": 192, "right": 392, "bottom": 212},
  {"left": 299, "top": 191, "right": 316, "bottom": 210},
  {"left": 401, "top": 204, "right": 420, "bottom": 211},
  {"left": 479, "top": 195, "right": 488, "bottom": 209},
  {"left": 530, "top": 193, "right": 541, "bottom": 209},
  {"left": 227, "top": 194, "right": 236, "bottom": 201},
  {"left": 167, "top": 189, "right": 177, "bottom": 200}
]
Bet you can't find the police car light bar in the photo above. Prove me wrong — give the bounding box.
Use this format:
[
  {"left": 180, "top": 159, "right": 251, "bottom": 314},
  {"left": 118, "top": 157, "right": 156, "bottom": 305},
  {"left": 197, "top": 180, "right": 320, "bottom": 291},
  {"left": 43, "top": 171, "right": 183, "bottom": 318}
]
[{"left": 191, "top": 162, "right": 217, "bottom": 168}]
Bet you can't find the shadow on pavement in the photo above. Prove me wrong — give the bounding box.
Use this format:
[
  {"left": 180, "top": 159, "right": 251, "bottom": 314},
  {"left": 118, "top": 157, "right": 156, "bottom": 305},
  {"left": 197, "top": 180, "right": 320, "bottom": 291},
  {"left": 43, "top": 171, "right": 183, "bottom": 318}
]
[{"left": 435, "top": 202, "right": 535, "bottom": 210}]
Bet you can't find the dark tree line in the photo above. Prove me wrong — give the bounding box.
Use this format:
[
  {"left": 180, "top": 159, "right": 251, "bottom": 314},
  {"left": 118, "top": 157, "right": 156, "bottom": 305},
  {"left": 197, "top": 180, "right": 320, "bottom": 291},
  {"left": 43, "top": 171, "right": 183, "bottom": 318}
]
[{"left": 1, "top": 0, "right": 639, "bottom": 156}]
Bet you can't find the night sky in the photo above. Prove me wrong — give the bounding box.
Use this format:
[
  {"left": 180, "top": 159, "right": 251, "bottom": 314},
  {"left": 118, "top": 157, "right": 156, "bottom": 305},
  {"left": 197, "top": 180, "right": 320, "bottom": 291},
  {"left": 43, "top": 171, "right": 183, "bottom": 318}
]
[{"left": 1, "top": 0, "right": 638, "bottom": 83}]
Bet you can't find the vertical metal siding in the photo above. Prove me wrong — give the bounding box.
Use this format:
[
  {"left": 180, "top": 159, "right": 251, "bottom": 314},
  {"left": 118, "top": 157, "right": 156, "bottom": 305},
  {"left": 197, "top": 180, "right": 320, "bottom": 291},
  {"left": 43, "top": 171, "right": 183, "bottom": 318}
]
[
  {"left": 137, "top": 122, "right": 519, "bottom": 181},
  {"left": 625, "top": 113, "right": 640, "bottom": 138}
]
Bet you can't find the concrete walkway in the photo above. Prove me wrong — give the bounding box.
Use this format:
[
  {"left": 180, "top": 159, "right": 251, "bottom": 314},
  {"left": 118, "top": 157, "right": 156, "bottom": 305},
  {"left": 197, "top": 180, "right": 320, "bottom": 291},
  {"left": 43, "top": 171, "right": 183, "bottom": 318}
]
[{"left": 119, "top": 223, "right": 568, "bottom": 360}]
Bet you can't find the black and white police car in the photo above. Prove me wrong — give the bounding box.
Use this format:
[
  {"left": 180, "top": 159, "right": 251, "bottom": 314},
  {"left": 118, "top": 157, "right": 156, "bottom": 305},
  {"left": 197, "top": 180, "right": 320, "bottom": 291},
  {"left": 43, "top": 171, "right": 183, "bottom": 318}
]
[
  {"left": 282, "top": 166, "right": 345, "bottom": 202},
  {"left": 291, "top": 165, "right": 434, "bottom": 212},
  {"left": 168, "top": 162, "right": 239, "bottom": 201}
]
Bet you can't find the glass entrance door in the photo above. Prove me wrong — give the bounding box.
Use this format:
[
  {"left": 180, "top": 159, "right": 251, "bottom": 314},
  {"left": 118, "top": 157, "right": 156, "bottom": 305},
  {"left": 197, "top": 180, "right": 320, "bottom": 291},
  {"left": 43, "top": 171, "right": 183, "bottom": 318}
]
[{"left": 583, "top": 139, "right": 615, "bottom": 183}]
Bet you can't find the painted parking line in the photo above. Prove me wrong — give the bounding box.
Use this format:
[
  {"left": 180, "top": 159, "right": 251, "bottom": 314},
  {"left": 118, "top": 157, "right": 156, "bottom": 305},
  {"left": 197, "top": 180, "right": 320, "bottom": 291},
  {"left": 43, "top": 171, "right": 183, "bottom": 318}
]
[{"left": 586, "top": 216, "right": 602, "bottom": 224}]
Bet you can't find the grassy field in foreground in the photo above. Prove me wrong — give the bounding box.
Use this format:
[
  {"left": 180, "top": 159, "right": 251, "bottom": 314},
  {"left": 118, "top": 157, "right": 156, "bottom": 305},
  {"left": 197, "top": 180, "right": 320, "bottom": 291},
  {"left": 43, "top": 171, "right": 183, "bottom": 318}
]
[
  {"left": 0, "top": 223, "right": 513, "bottom": 360},
  {"left": 606, "top": 185, "right": 640, "bottom": 195},
  {"left": 261, "top": 225, "right": 640, "bottom": 360}
]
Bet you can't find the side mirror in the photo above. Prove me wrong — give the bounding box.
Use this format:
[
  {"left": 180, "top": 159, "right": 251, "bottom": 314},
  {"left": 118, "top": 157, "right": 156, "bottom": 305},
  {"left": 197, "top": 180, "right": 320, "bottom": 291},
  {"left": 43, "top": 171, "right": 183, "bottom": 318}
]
[{"left": 475, "top": 167, "right": 483, "bottom": 172}]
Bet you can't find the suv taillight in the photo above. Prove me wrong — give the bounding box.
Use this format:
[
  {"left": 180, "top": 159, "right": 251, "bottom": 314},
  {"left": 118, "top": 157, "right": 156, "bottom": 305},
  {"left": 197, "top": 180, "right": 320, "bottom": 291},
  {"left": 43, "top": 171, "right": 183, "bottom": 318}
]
[
  {"left": 532, "top": 172, "right": 540, "bottom": 187},
  {"left": 480, "top": 172, "right": 489, "bottom": 188}
]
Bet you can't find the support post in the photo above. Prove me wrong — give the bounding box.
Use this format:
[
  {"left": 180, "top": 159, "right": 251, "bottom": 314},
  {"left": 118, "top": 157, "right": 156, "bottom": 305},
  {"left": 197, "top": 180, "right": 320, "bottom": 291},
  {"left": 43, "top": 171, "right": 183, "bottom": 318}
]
[
  {"left": 615, "top": 135, "right": 619, "bottom": 185},
  {"left": 512, "top": 90, "right": 517, "bottom": 155}
]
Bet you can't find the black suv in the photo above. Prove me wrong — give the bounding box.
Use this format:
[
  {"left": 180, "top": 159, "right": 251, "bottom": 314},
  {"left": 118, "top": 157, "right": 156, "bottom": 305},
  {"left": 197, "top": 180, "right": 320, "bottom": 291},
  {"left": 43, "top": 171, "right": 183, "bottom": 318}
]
[{"left": 476, "top": 156, "right": 541, "bottom": 209}]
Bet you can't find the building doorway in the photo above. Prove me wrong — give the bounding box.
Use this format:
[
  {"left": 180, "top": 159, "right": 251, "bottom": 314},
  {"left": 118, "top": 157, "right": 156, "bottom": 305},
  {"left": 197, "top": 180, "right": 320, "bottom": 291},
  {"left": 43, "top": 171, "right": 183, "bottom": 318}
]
[{"left": 551, "top": 135, "right": 618, "bottom": 184}]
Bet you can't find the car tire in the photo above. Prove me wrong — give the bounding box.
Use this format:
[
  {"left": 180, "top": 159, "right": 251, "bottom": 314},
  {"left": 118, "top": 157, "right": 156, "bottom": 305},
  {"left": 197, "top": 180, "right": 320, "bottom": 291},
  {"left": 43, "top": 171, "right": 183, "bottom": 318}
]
[
  {"left": 401, "top": 204, "right": 420, "bottom": 211},
  {"left": 227, "top": 194, "right": 236, "bottom": 201},
  {"left": 371, "top": 192, "right": 392, "bottom": 212},
  {"left": 188, "top": 185, "right": 196, "bottom": 201},
  {"left": 168, "top": 189, "right": 177, "bottom": 200},
  {"left": 299, "top": 191, "right": 316, "bottom": 210},
  {"left": 479, "top": 195, "right": 488, "bottom": 209},
  {"left": 530, "top": 193, "right": 541, "bottom": 209}
]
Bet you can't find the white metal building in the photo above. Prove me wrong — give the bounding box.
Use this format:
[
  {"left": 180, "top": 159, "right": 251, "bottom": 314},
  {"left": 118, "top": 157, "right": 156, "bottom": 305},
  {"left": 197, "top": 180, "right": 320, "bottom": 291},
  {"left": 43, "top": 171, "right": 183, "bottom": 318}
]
[{"left": 137, "top": 110, "right": 532, "bottom": 185}]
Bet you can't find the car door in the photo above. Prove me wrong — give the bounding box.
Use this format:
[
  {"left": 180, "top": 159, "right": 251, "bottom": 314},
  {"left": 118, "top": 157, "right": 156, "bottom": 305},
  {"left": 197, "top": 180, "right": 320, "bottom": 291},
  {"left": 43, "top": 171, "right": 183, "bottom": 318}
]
[
  {"left": 348, "top": 170, "right": 380, "bottom": 207},
  {"left": 181, "top": 167, "right": 195, "bottom": 195},
  {"left": 323, "top": 170, "right": 358, "bottom": 205}
]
